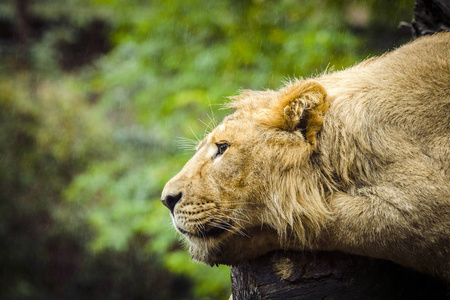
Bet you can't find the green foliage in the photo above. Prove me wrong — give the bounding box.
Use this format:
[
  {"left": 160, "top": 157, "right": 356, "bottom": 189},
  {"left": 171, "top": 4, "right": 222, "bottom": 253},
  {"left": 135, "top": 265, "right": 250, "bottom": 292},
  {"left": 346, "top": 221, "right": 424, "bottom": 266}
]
[
  {"left": 0, "top": 74, "right": 112, "bottom": 299},
  {"left": 0, "top": 0, "right": 414, "bottom": 299}
]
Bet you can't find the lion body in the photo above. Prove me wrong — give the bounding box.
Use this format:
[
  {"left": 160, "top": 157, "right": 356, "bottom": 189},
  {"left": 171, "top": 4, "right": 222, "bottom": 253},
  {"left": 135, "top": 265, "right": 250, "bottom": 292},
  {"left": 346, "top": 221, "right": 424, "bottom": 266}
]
[{"left": 162, "top": 33, "right": 450, "bottom": 282}]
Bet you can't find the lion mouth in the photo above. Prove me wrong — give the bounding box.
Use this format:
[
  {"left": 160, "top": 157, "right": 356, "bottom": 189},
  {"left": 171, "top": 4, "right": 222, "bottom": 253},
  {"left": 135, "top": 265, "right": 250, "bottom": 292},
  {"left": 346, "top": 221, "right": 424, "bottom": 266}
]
[{"left": 178, "top": 220, "right": 233, "bottom": 239}]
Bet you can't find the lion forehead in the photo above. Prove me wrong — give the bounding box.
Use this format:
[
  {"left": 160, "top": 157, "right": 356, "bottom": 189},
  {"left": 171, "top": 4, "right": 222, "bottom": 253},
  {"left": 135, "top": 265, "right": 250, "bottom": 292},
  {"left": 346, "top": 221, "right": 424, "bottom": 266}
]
[{"left": 210, "top": 118, "right": 256, "bottom": 144}]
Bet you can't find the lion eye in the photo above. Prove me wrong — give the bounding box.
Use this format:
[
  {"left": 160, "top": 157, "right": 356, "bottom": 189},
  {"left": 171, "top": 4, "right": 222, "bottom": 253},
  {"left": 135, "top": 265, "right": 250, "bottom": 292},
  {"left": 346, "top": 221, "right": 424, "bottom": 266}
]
[{"left": 214, "top": 143, "right": 229, "bottom": 158}]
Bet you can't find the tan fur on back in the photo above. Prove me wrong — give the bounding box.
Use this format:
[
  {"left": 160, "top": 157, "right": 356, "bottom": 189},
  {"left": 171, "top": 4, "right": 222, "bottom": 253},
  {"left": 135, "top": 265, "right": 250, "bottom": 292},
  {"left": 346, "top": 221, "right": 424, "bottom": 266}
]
[{"left": 162, "top": 33, "right": 450, "bottom": 283}]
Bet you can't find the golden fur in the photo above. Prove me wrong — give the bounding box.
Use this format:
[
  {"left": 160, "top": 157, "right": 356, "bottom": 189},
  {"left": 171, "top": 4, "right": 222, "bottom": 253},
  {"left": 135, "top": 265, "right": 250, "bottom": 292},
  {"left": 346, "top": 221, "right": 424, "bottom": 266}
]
[{"left": 162, "top": 32, "right": 450, "bottom": 282}]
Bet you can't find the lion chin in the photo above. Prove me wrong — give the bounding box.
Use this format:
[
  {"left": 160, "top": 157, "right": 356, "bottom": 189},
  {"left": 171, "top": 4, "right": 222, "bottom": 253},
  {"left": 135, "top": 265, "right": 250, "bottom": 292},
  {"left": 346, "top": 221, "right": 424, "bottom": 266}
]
[{"left": 186, "top": 226, "right": 284, "bottom": 266}]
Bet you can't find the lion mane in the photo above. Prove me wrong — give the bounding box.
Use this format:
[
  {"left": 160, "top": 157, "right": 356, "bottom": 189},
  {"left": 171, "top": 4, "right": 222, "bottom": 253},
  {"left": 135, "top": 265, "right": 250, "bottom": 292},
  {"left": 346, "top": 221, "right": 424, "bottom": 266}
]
[{"left": 162, "top": 32, "right": 450, "bottom": 283}]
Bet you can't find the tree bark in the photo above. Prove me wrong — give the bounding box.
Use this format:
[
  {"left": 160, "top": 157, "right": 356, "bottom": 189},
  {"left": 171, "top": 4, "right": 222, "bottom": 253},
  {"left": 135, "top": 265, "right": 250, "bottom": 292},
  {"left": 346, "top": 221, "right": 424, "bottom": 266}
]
[
  {"left": 15, "top": 0, "right": 32, "bottom": 67},
  {"left": 15, "top": 0, "right": 32, "bottom": 46},
  {"left": 410, "top": 0, "right": 450, "bottom": 37},
  {"left": 230, "top": 251, "right": 448, "bottom": 300}
]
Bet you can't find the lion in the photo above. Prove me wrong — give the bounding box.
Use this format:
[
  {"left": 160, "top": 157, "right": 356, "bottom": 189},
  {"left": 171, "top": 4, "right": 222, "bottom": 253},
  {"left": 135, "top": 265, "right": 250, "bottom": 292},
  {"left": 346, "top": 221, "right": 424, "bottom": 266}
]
[{"left": 161, "top": 32, "right": 450, "bottom": 283}]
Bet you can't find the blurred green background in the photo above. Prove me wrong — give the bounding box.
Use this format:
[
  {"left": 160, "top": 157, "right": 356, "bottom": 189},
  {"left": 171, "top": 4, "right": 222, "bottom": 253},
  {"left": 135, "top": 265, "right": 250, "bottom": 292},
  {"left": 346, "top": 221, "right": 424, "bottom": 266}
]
[{"left": 0, "top": 0, "right": 413, "bottom": 299}]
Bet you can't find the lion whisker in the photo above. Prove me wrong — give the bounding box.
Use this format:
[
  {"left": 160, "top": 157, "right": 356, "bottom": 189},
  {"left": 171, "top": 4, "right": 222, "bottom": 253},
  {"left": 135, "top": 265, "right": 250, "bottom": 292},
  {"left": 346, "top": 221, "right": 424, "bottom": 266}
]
[
  {"left": 175, "top": 137, "right": 198, "bottom": 154},
  {"left": 207, "top": 99, "right": 218, "bottom": 128},
  {"left": 205, "top": 214, "right": 252, "bottom": 239},
  {"left": 207, "top": 221, "right": 248, "bottom": 238},
  {"left": 206, "top": 113, "right": 217, "bottom": 129},
  {"left": 207, "top": 211, "right": 250, "bottom": 226},
  {"left": 198, "top": 118, "right": 214, "bottom": 137},
  {"left": 217, "top": 201, "right": 258, "bottom": 206},
  {"left": 214, "top": 209, "right": 252, "bottom": 222},
  {"left": 188, "top": 126, "right": 201, "bottom": 142}
]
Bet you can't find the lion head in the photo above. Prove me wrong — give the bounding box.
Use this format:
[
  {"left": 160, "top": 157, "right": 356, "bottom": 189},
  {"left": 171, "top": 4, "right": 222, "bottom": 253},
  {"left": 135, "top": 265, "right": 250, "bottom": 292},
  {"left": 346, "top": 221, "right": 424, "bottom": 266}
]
[{"left": 161, "top": 80, "right": 332, "bottom": 265}]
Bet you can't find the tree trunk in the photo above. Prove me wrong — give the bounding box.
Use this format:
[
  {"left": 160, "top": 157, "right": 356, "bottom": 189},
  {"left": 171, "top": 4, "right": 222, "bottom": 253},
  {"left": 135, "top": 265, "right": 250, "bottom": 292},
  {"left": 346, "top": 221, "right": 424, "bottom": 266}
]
[
  {"left": 15, "top": 0, "right": 32, "bottom": 67},
  {"left": 15, "top": 0, "right": 32, "bottom": 45},
  {"left": 230, "top": 251, "right": 448, "bottom": 300},
  {"left": 410, "top": 0, "right": 450, "bottom": 37}
]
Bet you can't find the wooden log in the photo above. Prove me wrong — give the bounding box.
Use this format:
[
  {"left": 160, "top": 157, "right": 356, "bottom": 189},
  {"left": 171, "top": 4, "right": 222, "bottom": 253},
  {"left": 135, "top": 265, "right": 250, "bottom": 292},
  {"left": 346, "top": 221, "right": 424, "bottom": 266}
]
[
  {"left": 230, "top": 251, "right": 448, "bottom": 300},
  {"left": 410, "top": 0, "right": 450, "bottom": 36}
]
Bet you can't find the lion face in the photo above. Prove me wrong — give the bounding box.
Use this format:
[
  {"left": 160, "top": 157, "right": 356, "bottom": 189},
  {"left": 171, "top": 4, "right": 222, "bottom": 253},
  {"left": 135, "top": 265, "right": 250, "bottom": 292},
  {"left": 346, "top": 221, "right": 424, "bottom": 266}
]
[
  {"left": 161, "top": 80, "right": 331, "bottom": 265},
  {"left": 162, "top": 117, "right": 273, "bottom": 264}
]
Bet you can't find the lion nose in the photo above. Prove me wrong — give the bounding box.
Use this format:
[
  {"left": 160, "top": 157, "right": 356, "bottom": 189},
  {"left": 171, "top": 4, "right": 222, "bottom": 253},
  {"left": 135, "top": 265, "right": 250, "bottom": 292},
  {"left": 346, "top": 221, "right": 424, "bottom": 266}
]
[{"left": 161, "top": 192, "right": 182, "bottom": 214}]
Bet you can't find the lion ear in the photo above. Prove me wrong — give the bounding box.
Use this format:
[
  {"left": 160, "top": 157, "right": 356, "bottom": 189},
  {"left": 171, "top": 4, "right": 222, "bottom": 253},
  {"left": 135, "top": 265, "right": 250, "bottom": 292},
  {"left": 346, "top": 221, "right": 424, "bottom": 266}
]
[{"left": 271, "top": 80, "right": 329, "bottom": 146}]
